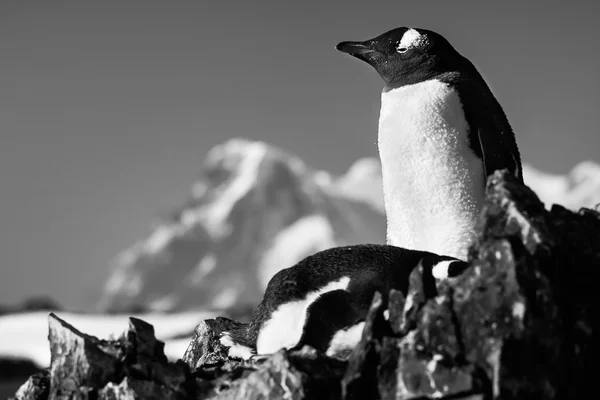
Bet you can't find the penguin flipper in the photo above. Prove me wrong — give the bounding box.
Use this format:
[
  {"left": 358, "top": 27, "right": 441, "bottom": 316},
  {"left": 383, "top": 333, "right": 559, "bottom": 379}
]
[
  {"left": 449, "top": 75, "right": 524, "bottom": 184},
  {"left": 476, "top": 123, "right": 522, "bottom": 183}
]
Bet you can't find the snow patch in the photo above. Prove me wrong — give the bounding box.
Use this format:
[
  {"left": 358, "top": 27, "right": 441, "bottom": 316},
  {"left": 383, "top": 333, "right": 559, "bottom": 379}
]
[
  {"left": 144, "top": 225, "right": 179, "bottom": 254},
  {"left": 0, "top": 310, "right": 216, "bottom": 367},
  {"left": 148, "top": 294, "right": 179, "bottom": 312},
  {"left": 203, "top": 142, "right": 268, "bottom": 238},
  {"left": 523, "top": 162, "right": 600, "bottom": 210},
  {"left": 189, "top": 254, "right": 217, "bottom": 285},
  {"left": 103, "top": 270, "right": 143, "bottom": 298}
]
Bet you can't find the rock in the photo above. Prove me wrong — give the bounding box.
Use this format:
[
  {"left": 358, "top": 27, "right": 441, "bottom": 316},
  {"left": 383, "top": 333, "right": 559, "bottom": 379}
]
[
  {"left": 207, "top": 346, "right": 345, "bottom": 400},
  {"left": 99, "top": 378, "right": 179, "bottom": 400},
  {"left": 47, "top": 313, "right": 125, "bottom": 399},
  {"left": 11, "top": 170, "right": 600, "bottom": 399},
  {"left": 10, "top": 370, "right": 50, "bottom": 400},
  {"left": 473, "top": 170, "right": 599, "bottom": 398},
  {"left": 182, "top": 318, "right": 241, "bottom": 370},
  {"left": 343, "top": 170, "right": 599, "bottom": 399},
  {"left": 386, "top": 289, "right": 406, "bottom": 335},
  {"left": 11, "top": 313, "right": 194, "bottom": 400},
  {"left": 341, "top": 292, "right": 386, "bottom": 400}
]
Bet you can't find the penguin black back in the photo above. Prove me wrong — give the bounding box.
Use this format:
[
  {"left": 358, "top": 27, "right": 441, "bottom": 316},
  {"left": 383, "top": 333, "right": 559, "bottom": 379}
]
[{"left": 218, "top": 244, "right": 468, "bottom": 359}]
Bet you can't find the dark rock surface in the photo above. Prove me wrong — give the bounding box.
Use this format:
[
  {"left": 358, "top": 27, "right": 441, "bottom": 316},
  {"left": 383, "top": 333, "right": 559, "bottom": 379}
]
[
  {"left": 10, "top": 170, "right": 599, "bottom": 399},
  {"left": 10, "top": 314, "right": 193, "bottom": 400}
]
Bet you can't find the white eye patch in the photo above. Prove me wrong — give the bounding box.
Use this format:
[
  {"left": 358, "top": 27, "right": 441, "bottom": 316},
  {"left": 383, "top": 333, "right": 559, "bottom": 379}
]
[{"left": 396, "top": 28, "right": 428, "bottom": 52}]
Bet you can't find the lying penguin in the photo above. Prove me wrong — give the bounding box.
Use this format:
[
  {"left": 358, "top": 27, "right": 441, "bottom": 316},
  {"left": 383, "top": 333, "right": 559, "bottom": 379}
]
[{"left": 217, "top": 244, "right": 467, "bottom": 360}]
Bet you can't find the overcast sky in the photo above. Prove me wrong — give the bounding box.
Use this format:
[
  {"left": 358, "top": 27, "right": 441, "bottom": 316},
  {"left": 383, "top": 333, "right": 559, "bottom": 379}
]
[{"left": 1, "top": 0, "right": 598, "bottom": 309}]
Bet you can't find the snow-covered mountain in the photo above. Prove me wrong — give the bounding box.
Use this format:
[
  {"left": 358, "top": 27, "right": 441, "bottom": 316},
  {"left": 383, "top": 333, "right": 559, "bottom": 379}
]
[
  {"left": 523, "top": 162, "right": 600, "bottom": 211},
  {"left": 98, "top": 138, "right": 600, "bottom": 313},
  {"left": 97, "top": 139, "right": 386, "bottom": 314}
]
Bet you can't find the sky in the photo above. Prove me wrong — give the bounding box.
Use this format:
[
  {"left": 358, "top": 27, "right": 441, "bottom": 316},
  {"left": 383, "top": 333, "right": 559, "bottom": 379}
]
[{"left": 0, "top": 0, "right": 598, "bottom": 310}]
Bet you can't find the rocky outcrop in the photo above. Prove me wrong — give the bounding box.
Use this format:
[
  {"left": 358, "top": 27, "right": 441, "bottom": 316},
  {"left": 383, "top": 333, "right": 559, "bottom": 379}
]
[
  {"left": 11, "top": 313, "right": 192, "bottom": 400},
  {"left": 13, "top": 170, "right": 599, "bottom": 399}
]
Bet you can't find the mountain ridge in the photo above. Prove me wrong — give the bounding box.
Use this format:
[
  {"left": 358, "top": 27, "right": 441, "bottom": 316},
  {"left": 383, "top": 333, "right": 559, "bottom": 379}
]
[{"left": 98, "top": 138, "right": 600, "bottom": 313}]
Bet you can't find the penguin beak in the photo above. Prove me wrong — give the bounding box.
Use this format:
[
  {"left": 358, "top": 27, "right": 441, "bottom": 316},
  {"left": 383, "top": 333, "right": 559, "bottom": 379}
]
[{"left": 335, "top": 41, "right": 377, "bottom": 57}]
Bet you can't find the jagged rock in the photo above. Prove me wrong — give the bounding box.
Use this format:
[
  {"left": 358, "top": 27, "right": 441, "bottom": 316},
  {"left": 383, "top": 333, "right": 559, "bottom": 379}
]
[
  {"left": 386, "top": 289, "right": 406, "bottom": 335},
  {"left": 182, "top": 318, "right": 240, "bottom": 370},
  {"left": 10, "top": 370, "right": 50, "bottom": 400},
  {"left": 206, "top": 346, "right": 345, "bottom": 400},
  {"left": 11, "top": 313, "right": 193, "bottom": 400},
  {"left": 47, "top": 313, "right": 125, "bottom": 399},
  {"left": 341, "top": 292, "right": 386, "bottom": 400},
  {"left": 11, "top": 170, "right": 600, "bottom": 399},
  {"left": 473, "top": 171, "right": 598, "bottom": 398},
  {"left": 340, "top": 170, "right": 599, "bottom": 399},
  {"left": 122, "top": 318, "right": 191, "bottom": 398},
  {"left": 99, "top": 378, "right": 179, "bottom": 400}
]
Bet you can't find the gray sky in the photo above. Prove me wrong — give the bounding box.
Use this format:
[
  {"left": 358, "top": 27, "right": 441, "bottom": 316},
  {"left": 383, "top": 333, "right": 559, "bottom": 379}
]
[{"left": 1, "top": 0, "right": 599, "bottom": 309}]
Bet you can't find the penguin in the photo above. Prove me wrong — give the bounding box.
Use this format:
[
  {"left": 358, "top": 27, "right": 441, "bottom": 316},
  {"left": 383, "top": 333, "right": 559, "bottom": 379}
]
[
  {"left": 217, "top": 244, "right": 467, "bottom": 360},
  {"left": 336, "top": 27, "right": 523, "bottom": 260}
]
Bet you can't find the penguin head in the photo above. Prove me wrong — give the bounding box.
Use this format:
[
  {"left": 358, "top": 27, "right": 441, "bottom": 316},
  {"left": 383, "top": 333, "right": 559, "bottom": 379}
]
[{"left": 336, "top": 27, "right": 467, "bottom": 90}]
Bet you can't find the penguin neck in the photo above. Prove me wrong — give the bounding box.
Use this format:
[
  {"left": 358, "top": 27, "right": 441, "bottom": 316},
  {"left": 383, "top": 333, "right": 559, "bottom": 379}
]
[{"left": 378, "top": 79, "right": 485, "bottom": 260}]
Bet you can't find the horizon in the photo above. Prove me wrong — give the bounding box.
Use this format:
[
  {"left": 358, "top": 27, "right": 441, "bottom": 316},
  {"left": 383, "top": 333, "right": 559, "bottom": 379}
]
[{"left": 1, "top": 0, "right": 599, "bottom": 309}]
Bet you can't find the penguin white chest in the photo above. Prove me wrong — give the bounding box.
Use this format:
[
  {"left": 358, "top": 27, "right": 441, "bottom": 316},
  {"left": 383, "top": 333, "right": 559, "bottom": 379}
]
[{"left": 378, "top": 79, "right": 485, "bottom": 260}]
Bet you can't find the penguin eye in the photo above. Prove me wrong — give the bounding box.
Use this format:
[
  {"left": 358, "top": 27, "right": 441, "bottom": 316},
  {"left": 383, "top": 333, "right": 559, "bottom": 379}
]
[{"left": 396, "top": 47, "right": 408, "bottom": 54}]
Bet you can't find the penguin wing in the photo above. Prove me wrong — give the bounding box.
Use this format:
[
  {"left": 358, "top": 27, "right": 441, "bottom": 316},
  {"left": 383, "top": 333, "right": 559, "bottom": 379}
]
[
  {"left": 454, "top": 79, "right": 524, "bottom": 184},
  {"left": 475, "top": 104, "right": 523, "bottom": 183}
]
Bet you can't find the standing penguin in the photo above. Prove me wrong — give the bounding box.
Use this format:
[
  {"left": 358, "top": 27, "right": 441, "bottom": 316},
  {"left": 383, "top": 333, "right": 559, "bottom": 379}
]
[{"left": 337, "top": 27, "right": 523, "bottom": 260}]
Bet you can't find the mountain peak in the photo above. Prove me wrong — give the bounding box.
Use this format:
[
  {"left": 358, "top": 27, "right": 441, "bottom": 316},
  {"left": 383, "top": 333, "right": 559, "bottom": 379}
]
[
  {"left": 99, "top": 139, "right": 599, "bottom": 313},
  {"left": 98, "top": 139, "right": 386, "bottom": 313}
]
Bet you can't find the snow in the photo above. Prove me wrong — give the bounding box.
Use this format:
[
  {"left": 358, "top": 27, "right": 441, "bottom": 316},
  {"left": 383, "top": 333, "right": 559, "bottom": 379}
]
[
  {"left": 144, "top": 224, "right": 180, "bottom": 254},
  {"left": 0, "top": 310, "right": 216, "bottom": 367},
  {"left": 188, "top": 254, "right": 217, "bottom": 285},
  {"left": 102, "top": 269, "right": 143, "bottom": 299},
  {"left": 333, "top": 157, "right": 385, "bottom": 212},
  {"left": 203, "top": 141, "right": 268, "bottom": 238},
  {"left": 523, "top": 162, "right": 600, "bottom": 210}
]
